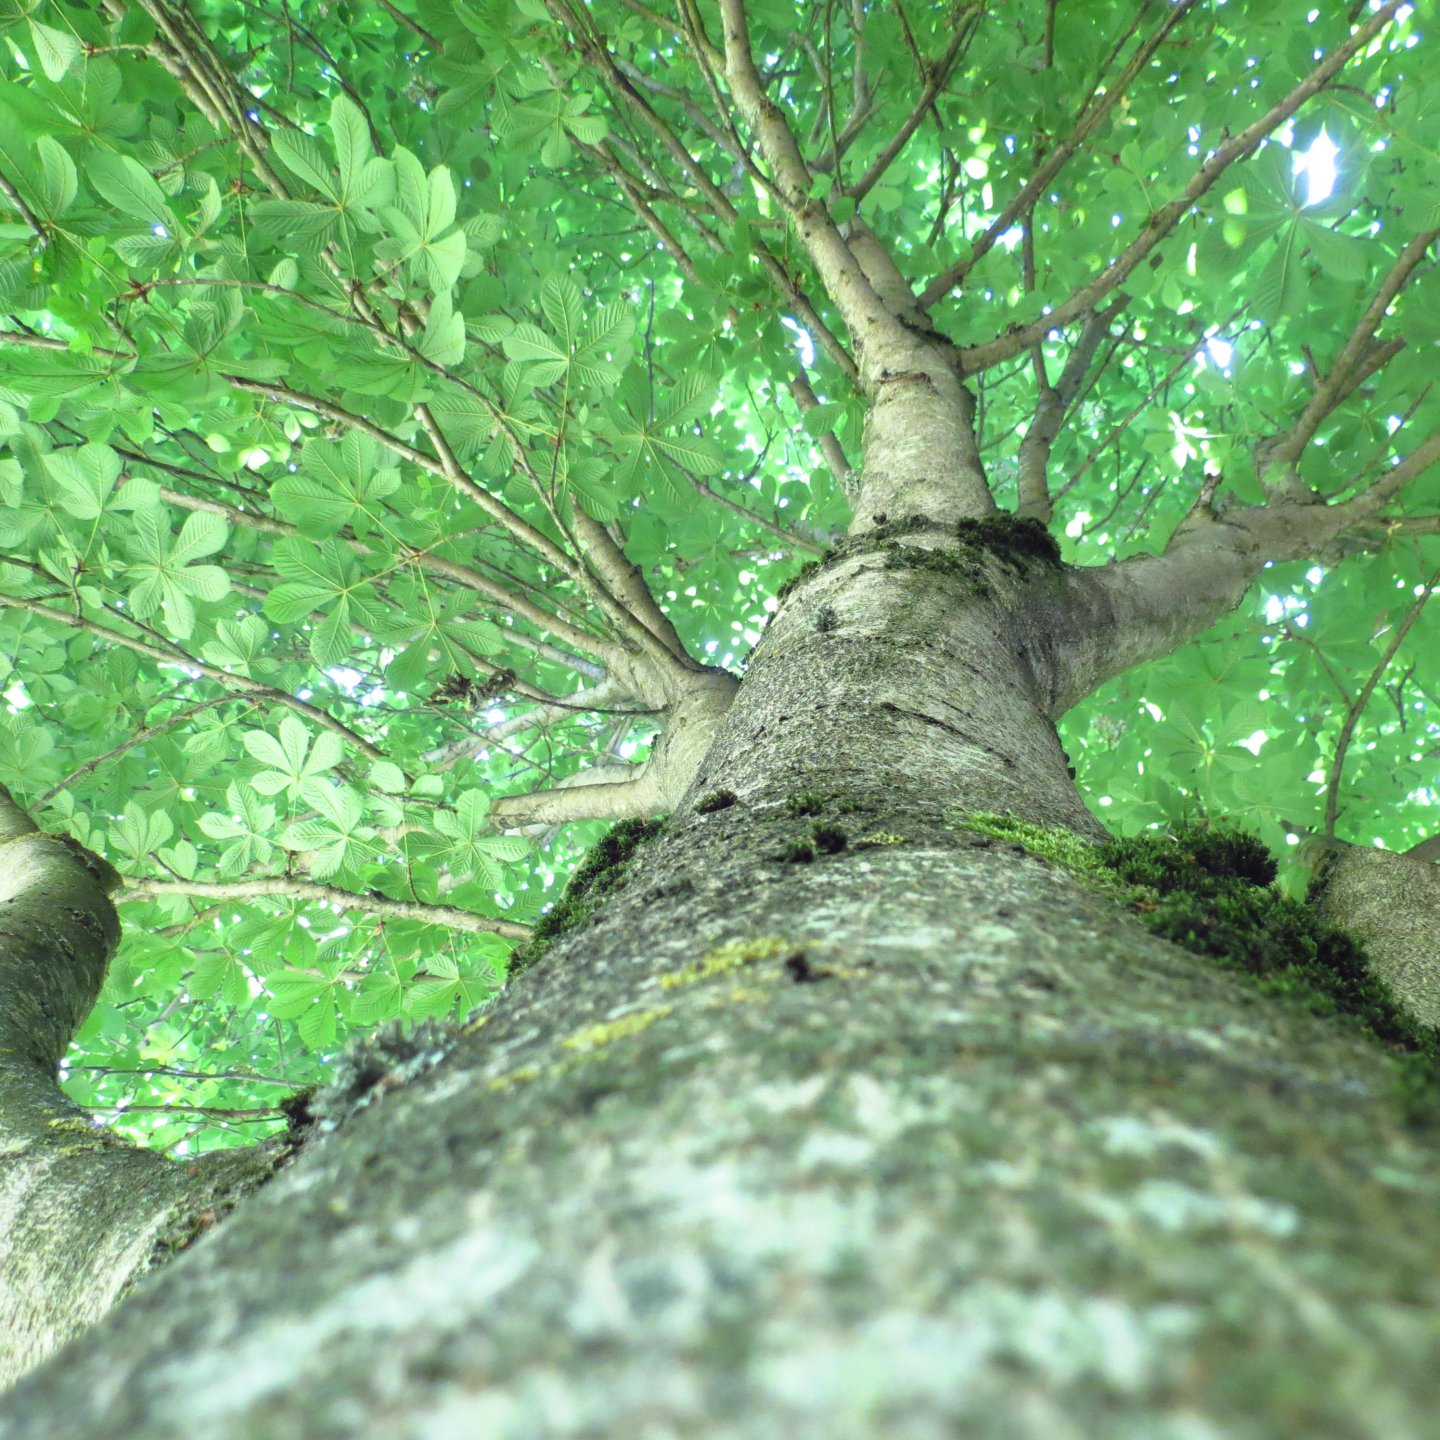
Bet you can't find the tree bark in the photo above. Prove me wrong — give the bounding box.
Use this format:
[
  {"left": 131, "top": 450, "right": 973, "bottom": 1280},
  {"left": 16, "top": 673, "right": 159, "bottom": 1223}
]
[{"left": 5, "top": 560, "right": 1440, "bottom": 1438}]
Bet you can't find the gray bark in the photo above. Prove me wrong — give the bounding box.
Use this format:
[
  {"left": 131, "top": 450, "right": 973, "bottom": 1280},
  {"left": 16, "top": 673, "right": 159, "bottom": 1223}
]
[
  {"left": 5, "top": 555, "right": 1440, "bottom": 1439},
  {"left": 1311, "top": 840, "right": 1440, "bottom": 1027}
]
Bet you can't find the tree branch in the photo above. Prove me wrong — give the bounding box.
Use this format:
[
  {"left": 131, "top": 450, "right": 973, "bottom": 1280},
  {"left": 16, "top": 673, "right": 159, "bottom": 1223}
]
[
  {"left": 1255, "top": 226, "right": 1439, "bottom": 489},
  {"left": 121, "top": 876, "right": 530, "bottom": 939},
  {"left": 953, "top": 2, "right": 1408, "bottom": 373},
  {"left": 845, "top": 17, "right": 974, "bottom": 204},
  {"left": 718, "top": 0, "right": 913, "bottom": 365},
  {"left": 1322, "top": 566, "right": 1440, "bottom": 842},
  {"left": 36, "top": 697, "right": 242, "bottom": 808},
  {"left": 919, "top": 0, "right": 1204, "bottom": 309},
  {"left": 1017, "top": 302, "right": 1125, "bottom": 522}
]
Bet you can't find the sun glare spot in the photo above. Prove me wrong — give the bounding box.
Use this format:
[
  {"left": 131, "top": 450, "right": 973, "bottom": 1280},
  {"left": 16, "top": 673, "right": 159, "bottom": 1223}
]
[
  {"left": 1205, "top": 336, "right": 1233, "bottom": 368},
  {"left": 781, "top": 316, "right": 815, "bottom": 367},
  {"left": 1294, "top": 129, "right": 1339, "bottom": 205}
]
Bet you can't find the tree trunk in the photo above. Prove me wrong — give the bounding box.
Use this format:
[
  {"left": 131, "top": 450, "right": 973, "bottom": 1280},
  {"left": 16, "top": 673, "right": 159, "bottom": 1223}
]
[{"left": 4, "top": 553, "right": 1440, "bottom": 1439}]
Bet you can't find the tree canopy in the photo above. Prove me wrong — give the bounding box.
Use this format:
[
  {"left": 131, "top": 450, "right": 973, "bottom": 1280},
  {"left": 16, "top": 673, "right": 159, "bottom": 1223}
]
[{"left": 0, "top": 0, "right": 1433, "bottom": 1151}]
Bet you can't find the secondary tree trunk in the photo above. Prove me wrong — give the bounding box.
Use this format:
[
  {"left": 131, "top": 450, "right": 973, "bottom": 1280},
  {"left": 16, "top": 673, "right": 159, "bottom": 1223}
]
[{"left": 4, "top": 553, "right": 1440, "bottom": 1438}]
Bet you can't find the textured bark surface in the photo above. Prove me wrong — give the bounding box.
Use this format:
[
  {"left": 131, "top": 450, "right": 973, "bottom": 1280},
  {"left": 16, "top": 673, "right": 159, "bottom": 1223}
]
[
  {"left": 1312, "top": 842, "right": 1440, "bottom": 1028},
  {"left": 5, "top": 563, "right": 1440, "bottom": 1439}
]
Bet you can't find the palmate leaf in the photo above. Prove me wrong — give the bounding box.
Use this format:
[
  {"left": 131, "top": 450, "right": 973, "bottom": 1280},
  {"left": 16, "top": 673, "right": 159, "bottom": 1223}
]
[
  {"left": 230, "top": 907, "right": 316, "bottom": 976},
  {"left": 109, "top": 800, "right": 174, "bottom": 862},
  {"left": 271, "top": 432, "right": 400, "bottom": 539},
  {"left": 243, "top": 716, "right": 343, "bottom": 796},
  {"left": 602, "top": 371, "right": 724, "bottom": 503},
  {"left": 200, "top": 615, "right": 269, "bottom": 674},
  {"left": 276, "top": 813, "right": 373, "bottom": 879},
  {"left": 330, "top": 94, "right": 392, "bottom": 210},
  {"left": 346, "top": 971, "right": 406, "bottom": 1026},
  {"left": 188, "top": 950, "right": 251, "bottom": 1007},
  {"left": 198, "top": 782, "right": 277, "bottom": 874},
  {"left": 501, "top": 284, "right": 634, "bottom": 392},
  {"left": 404, "top": 964, "right": 492, "bottom": 1020},
  {"left": 419, "top": 294, "right": 466, "bottom": 367},
  {"left": 265, "top": 536, "right": 377, "bottom": 622},
  {"left": 45, "top": 441, "right": 120, "bottom": 518},
  {"left": 264, "top": 966, "right": 339, "bottom": 1041},
  {"left": 560, "top": 455, "right": 620, "bottom": 521},
  {"left": 124, "top": 507, "right": 230, "bottom": 638},
  {"left": 427, "top": 790, "right": 529, "bottom": 886},
  {"left": 376, "top": 147, "right": 464, "bottom": 294}
]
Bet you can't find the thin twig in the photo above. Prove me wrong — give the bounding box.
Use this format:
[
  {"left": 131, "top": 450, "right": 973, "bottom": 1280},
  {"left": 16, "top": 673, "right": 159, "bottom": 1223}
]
[
  {"left": 1322, "top": 564, "right": 1440, "bottom": 841},
  {"left": 122, "top": 875, "right": 532, "bottom": 939}
]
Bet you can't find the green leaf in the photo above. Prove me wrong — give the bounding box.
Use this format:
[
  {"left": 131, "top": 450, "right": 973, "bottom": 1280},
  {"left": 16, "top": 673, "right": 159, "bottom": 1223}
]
[
  {"left": 502, "top": 323, "right": 568, "bottom": 384},
  {"left": 272, "top": 432, "right": 399, "bottom": 539},
  {"left": 244, "top": 716, "right": 344, "bottom": 795},
  {"left": 1302, "top": 220, "right": 1368, "bottom": 283},
  {"left": 170, "top": 509, "right": 227, "bottom": 566},
  {"left": 35, "top": 137, "right": 76, "bottom": 217},
  {"left": 110, "top": 800, "right": 174, "bottom": 860},
  {"left": 28, "top": 19, "right": 81, "bottom": 82},
  {"left": 250, "top": 199, "right": 339, "bottom": 240},
  {"left": 89, "top": 151, "right": 172, "bottom": 228},
  {"left": 1252, "top": 227, "right": 1307, "bottom": 323},
  {"left": 271, "top": 128, "right": 336, "bottom": 199},
  {"left": 370, "top": 760, "right": 407, "bottom": 793},
  {"left": 419, "top": 294, "right": 466, "bottom": 367},
  {"left": 265, "top": 969, "right": 333, "bottom": 1019},
  {"left": 541, "top": 274, "right": 583, "bottom": 350},
  {"left": 190, "top": 950, "right": 252, "bottom": 1006},
  {"left": 649, "top": 430, "right": 724, "bottom": 476},
  {"left": 123, "top": 506, "right": 231, "bottom": 638},
  {"left": 46, "top": 442, "right": 119, "bottom": 518},
  {"left": 299, "top": 775, "right": 363, "bottom": 833}
]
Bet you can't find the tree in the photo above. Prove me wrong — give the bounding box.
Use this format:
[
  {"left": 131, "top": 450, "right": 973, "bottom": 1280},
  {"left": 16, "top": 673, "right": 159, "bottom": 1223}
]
[{"left": 2, "top": 0, "right": 1439, "bottom": 1430}]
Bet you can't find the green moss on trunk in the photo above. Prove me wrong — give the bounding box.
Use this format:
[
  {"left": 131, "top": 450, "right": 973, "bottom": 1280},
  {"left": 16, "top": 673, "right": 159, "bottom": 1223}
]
[
  {"left": 506, "top": 817, "right": 665, "bottom": 978},
  {"left": 961, "top": 812, "right": 1440, "bottom": 1120}
]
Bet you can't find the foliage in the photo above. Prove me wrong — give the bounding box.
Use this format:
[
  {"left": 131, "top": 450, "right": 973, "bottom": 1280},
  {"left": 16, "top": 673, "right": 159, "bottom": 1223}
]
[{"left": 0, "top": 0, "right": 1434, "bottom": 1149}]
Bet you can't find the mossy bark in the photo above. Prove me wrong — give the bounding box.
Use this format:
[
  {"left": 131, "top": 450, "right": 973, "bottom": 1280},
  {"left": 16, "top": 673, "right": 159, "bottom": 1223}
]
[{"left": 5, "top": 558, "right": 1440, "bottom": 1438}]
